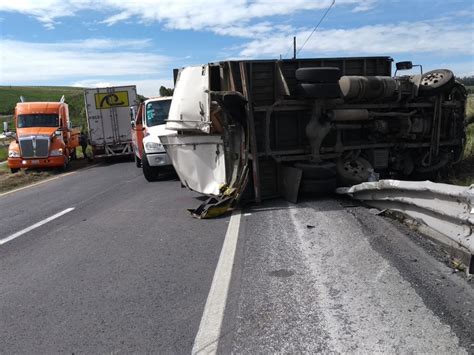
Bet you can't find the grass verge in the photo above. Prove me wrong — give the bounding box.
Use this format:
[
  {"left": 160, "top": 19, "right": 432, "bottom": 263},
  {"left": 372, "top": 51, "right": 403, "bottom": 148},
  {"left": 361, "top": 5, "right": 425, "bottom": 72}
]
[
  {"left": 0, "top": 166, "right": 55, "bottom": 194},
  {"left": 0, "top": 153, "right": 92, "bottom": 194},
  {"left": 450, "top": 95, "right": 474, "bottom": 186},
  {"left": 0, "top": 145, "right": 7, "bottom": 161}
]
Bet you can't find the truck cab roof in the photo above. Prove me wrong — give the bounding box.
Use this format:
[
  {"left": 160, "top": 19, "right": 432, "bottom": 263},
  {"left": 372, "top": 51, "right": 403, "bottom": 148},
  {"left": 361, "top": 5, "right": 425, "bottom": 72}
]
[
  {"left": 16, "top": 102, "right": 65, "bottom": 115},
  {"left": 144, "top": 96, "right": 172, "bottom": 104}
]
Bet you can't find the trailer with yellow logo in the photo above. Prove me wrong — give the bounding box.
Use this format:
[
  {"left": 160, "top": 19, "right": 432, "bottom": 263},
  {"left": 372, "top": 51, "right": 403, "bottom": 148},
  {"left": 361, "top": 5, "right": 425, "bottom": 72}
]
[{"left": 84, "top": 85, "right": 138, "bottom": 158}]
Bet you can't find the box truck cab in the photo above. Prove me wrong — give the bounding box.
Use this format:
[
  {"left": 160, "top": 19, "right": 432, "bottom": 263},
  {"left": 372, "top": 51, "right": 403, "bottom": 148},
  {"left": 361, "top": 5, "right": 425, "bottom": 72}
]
[
  {"left": 6, "top": 97, "right": 79, "bottom": 173},
  {"left": 131, "top": 97, "right": 173, "bottom": 181}
]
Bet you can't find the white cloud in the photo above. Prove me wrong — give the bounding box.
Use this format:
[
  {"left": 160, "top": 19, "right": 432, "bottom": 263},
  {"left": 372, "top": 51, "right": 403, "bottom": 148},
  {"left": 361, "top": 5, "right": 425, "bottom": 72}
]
[
  {"left": 0, "top": 0, "right": 377, "bottom": 31},
  {"left": 351, "top": 0, "right": 377, "bottom": 12},
  {"left": 238, "top": 21, "right": 474, "bottom": 58},
  {"left": 0, "top": 38, "right": 171, "bottom": 84}
]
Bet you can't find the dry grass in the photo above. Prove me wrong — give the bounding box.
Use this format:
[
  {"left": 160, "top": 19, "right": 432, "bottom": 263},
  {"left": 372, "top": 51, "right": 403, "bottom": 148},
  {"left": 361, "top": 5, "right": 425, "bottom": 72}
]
[
  {"left": 0, "top": 157, "right": 92, "bottom": 193},
  {"left": 0, "top": 167, "right": 55, "bottom": 193}
]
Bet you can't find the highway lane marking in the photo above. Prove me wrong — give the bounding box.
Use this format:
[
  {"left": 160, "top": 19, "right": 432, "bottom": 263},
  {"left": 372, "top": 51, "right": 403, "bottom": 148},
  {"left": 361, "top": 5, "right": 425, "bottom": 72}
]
[
  {"left": 192, "top": 209, "right": 242, "bottom": 355},
  {"left": 0, "top": 207, "right": 75, "bottom": 245},
  {"left": 0, "top": 164, "right": 99, "bottom": 198}
]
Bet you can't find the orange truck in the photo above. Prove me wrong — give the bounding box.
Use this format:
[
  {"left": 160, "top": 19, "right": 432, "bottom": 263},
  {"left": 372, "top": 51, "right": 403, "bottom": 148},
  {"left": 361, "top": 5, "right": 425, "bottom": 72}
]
[{"left": 4, "top": 96, "right": 80, "bottom": 173}]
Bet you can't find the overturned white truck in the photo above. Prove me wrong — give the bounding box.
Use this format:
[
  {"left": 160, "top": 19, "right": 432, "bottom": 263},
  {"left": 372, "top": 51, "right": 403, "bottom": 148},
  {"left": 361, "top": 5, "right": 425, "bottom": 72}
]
[{"left": 160, "top": 57, "right": 467, "bottom": 217}]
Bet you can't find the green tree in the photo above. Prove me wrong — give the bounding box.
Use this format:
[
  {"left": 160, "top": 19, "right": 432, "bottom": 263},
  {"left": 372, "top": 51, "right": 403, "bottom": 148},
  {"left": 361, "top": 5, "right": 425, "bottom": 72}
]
[{"left": 159, "top": 86, "right": 174, "bottom": 96}]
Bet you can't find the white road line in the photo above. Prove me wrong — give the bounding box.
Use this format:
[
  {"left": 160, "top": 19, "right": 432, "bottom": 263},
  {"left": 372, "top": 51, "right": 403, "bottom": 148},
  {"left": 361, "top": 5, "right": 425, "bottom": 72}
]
[
  {"left": 0, "top": 207, "right": 75, "bottom": 245},
  {"left": 192, "top": 209, "right": 242, "bottom": 355}
]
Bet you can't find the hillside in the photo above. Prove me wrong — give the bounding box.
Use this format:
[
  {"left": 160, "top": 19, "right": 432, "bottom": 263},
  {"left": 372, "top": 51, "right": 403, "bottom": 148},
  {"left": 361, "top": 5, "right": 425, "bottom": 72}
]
[{"left": 0, "top": 86, "right": 87, "bottom": 128}]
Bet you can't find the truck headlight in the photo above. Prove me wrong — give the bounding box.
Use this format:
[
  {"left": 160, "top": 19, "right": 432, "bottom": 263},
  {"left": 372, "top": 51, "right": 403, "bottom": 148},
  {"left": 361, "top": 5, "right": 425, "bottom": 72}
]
[
  {"left": 50, "top": 148, "right": 63, "bottom": 156},
  {"left": 145, "top": 141, "right": 165, "bottom": 153},
  {"left": 8, "top": 150, "right": 20, "bottom": 158}
]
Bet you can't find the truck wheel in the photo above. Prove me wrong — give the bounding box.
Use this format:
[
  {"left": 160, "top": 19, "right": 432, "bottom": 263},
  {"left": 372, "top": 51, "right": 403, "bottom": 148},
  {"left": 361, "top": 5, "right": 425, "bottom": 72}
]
[
  {"left": 336, "top": 157, "right": 372, "bottom": 187},
  {"left": 142, "top": 152, "right": 160, "bottom": 182},
  {"left": 57, "top": 158, "right": 70, "bottom": 172},
  {"left": 295, "top": 67, "right": 342, "bottom": 83},
  {"left": 10, "top": 168, "right": 20, "bottom": 174},
  {"left": 419, "top": 69, "right": 454, "bottom": 95},
  {"left": 297, "top": 83, "right": 341, "bottom": 98}
]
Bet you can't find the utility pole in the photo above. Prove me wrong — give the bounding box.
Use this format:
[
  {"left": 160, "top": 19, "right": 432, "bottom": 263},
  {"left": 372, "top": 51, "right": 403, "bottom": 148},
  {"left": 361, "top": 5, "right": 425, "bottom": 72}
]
[{"left": 293, "top": 36, "right": 296, "bottom": 60}]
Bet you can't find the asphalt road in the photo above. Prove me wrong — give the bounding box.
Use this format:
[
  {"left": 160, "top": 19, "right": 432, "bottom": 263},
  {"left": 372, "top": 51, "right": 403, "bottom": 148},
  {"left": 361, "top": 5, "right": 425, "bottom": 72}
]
[
  {"left": 1, "top": 161, "right": 473, "bottom": 353},
  {"left": 219, "top": 199, "right": 474, "bottom": 353},
  {"left": 0, "top": 161, "right": 229, "bottom": 353}
]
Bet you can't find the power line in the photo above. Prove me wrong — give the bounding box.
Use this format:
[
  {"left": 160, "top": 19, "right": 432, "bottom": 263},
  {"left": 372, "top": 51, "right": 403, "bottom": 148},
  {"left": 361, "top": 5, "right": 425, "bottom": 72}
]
[{"left": 295, "top": 0, "right": 336, "bottom": 57}]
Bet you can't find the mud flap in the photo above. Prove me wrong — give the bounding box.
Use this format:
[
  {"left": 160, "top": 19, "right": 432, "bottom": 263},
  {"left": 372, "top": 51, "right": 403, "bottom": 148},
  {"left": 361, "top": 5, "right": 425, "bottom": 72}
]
[{"left": 278, "top": 165, "right": 302, "bottom": 203}]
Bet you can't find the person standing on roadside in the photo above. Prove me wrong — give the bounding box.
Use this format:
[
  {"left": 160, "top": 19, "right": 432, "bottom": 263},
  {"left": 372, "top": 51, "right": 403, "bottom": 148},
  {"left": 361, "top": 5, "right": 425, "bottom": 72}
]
[{"left": 79, "top": 131, "right": 89, "bottom": 160}]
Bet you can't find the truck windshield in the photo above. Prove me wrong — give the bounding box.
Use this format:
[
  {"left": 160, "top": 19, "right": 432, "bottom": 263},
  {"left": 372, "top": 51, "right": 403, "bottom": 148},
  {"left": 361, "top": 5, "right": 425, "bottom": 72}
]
[
  {"left": 17, "top": 114, "right": 59, "bottom": 128},
  {"left": 146, "top": 100, "right": 171, "bottom": 127}
]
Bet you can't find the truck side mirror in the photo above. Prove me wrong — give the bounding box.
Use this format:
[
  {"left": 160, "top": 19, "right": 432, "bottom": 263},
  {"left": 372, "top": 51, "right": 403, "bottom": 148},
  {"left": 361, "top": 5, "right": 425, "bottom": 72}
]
[
  {"left": 131, "top": 120, "right": 136, "bottom": 128},
  {"left": 130, "top": 106, "right": 136, "bottom": 120},
  {"left": 396, "top": 61, "right": 413, "bottom": 70},
  {"left": 394, "top": 61, "right": 423, "bottom": 76}
]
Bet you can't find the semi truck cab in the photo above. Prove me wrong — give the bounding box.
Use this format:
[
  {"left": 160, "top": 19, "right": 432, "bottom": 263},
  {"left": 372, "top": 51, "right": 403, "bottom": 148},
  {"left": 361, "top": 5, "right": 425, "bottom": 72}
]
[{"left": 6, "top": 97, "right": 79, "bottom": 173}]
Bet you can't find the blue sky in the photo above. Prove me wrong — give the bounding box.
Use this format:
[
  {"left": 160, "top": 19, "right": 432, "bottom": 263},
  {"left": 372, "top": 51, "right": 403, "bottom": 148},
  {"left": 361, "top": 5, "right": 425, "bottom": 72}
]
[{"left": 0, "top": 0, "right": 473, "bottom": 97}]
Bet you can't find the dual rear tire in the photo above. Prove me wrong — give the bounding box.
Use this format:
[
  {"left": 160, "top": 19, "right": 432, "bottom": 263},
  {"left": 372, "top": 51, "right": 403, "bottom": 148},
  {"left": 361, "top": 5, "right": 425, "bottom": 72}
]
[{"left": 295, "top": 67, "right": 342, "bottom": 99}]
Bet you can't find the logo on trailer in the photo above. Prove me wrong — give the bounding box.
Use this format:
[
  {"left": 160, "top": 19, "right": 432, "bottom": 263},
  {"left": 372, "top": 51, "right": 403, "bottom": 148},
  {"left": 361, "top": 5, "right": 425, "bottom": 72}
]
[{"left": 94, "top": 91, "right": 130, "bottom": 109}]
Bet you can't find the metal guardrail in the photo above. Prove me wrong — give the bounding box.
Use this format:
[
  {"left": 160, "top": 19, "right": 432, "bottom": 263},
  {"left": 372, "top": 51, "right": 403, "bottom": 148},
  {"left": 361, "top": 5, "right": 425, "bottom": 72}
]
[{"left": 336, "top": 180, "right": 473, "bottom": 270}]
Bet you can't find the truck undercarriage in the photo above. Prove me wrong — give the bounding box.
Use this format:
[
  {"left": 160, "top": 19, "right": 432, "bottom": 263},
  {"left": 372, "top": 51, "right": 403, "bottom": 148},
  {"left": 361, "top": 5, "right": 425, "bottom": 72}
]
[{"left": 161, "top": 57, "right": 467, "bottom": 216}]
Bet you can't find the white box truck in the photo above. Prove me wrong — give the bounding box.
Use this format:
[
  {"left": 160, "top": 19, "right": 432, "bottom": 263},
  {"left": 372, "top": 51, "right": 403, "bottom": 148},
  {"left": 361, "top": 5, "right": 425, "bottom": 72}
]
[{"left": 84, "top": 85, "right": 138, "bottom": 158}]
